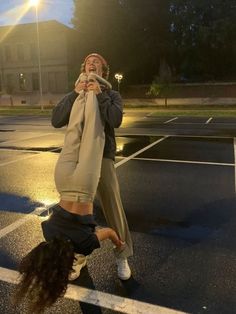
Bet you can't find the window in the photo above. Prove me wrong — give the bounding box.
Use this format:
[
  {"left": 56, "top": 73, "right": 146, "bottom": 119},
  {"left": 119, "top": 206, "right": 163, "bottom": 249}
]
[
  {"left": 19, "top": 73, "right": 26, "bottom": 90},
  {"left": 48, "top": 72, "right": 56, "bottom": 92},
  {"left": 17, "top": 44, "right": 25, "bottom": 61},
  {"left": 6, "top": 74, "right": 14, "bottom": 93},
  {"left": 30, "top": 43, "right": 37, "bottom": 61},
  {"left": 32, "top": 72, "right": 39, "bottom": 91},
  {"left": 4, "top": 45, "right": 12, "bottom": 62},
  {"left": 48, "top": 72, "right": 67, "bottom": 93}
]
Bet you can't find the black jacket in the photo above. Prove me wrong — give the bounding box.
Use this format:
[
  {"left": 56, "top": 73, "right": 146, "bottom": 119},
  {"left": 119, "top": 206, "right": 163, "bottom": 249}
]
[
  {"left": 51, "top": 90, "right": 123, "bottom": 160},
  {"left": 41, "top": 204, "right": 100, "bottom": 256}
]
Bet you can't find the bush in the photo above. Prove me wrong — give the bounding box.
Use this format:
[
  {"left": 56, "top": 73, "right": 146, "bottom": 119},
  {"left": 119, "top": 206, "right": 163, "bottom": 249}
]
[{"left": 147, "top": 76, "right": 173, "bottom": 106}]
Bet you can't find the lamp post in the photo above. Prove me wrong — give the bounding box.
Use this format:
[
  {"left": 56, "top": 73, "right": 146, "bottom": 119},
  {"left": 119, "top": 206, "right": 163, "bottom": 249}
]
[
  {"left": 29, "top": 0, "right": 43, "bottom": 111},
  {"left": 114, "top": 73, "right": 123, "bottom": 92}
]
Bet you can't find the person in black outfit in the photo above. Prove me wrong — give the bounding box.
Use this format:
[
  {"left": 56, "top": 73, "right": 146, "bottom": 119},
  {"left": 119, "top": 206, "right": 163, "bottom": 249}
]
[{"left": 14, "top": 54, "right": 126, "bottom": 313}]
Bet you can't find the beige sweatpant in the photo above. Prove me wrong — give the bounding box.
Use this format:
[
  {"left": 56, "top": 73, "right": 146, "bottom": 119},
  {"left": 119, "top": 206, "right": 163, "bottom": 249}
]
[
  {"left": 97, "top": 158, "right": 133, "bottom": 258},
  {"left": 54, "top": 90, "right": 105, "bottom": 202},
  {"left": 55, "top": 84, "right": 133, "bottom": 258}
]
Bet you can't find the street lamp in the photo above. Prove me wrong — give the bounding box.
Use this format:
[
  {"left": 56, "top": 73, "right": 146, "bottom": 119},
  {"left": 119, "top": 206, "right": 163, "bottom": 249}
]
[
  {"left": 29, "top": 0, "right": 43, "bottom": 111},
  {"left": 114, "top": 73, "right": 123, "bottom": 92}
]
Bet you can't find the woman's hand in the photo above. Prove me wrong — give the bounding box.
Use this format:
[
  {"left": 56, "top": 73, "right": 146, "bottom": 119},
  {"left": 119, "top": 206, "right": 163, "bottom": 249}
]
[
  {"left": 115, "top": 238, "right": 126, "bottom": 249},
  {"left": 95, "top": 228, "right": 125, "bottom": 248},
  {"left": 109, "top": 229, "right": 125, "bottom": 248},
  {"left": 74, "top": 81, "right": 87, "bottom": 93},
  {"left": 87, "top": 80, "right": 102, "bottom": 95}
]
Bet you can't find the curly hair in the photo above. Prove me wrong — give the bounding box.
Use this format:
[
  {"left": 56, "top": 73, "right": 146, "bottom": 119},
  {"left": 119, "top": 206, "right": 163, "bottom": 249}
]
[{"left": 14, "top": 238, "right": 75, "bottom": 313}]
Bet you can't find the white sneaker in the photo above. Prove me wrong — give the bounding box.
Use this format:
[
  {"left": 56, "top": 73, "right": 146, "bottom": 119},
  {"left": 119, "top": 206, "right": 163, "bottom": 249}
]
[
  {"left": 116, "top": 258, "right": 131, "bottom": 280},
  {"left": 69, "top": 254, "right": 87, "bottom": 281}
]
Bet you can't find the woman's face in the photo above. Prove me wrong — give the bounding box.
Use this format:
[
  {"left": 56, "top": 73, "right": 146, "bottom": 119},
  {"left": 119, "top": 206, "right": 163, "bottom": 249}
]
[{"left": 85, "top": 56, "right": 103, "bottom": 76}]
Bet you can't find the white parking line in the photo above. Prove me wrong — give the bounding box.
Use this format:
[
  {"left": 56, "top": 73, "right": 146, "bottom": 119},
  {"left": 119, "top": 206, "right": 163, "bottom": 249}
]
[
  {"left": 0, "top": 138, "right": 168, "bottom": 240},
  {"left": 164, "top": 117, "right": 178, "bottom": 124},
  {"left": 0, "top": 138, "right": 164, "bottom": 237},
  {"left": 116, "top": 132, "right": 234, "bottom": 139},
  {"left": 0, "top": 136, "right": 185, "bottom": 313},
  {"left": 0, "top": 207, "right": 47, "bottom": 239},
  {"left": 0, "top": 148, "right": 59, "bottom": 154},
  {"left": 0, "top": 147, "right": 60, "bottom": 167},
  {"left": 115, "top": 136, "right": 168, "bottom": 168},
  {"left": 234, "top": 138, "right": 236, "bottom": 192},
  {"left": 133, "top": 157, "right": 234, "bottom": 167},
  {"left": 0, "top": 134, "right": 231, "bottom": 240},
  {"left": 205, "top": 117, "right": 212, "bottom": 124},
  {"left": 168, "top": 122, "right": 236, "bottom": 125},
  {"left": 0, "top": 266, "right": 188, "bottom": 314},
  {"left": 0, "top": 132, "right": 232, "bottom": 313},
  {"left": 0, "top": 132, "right": 55, "bottom": 146}
]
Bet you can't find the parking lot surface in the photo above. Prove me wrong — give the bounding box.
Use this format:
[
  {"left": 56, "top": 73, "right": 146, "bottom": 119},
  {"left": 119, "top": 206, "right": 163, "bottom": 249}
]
[{"left": 0, "top": 112, "right": 235, "bottom": 313}]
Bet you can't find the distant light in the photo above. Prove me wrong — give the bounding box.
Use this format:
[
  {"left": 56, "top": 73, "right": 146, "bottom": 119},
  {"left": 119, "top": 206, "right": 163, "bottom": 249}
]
[
  {"left": 115, "top": 73, "right": 123, "bottom": 82},
  {"left": 114, "top": 73, "right": 123, "bottom": 92},
  {"left": 29, "top": 0, "right": 40, "bottom": 7}
]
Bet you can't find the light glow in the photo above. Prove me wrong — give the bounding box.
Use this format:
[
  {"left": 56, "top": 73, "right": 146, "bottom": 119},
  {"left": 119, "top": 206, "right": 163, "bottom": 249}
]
[
  {"left": 114, "top": 73, "right": 123, "bottom": 91},
  {"left": 29, "top": 0, "right": 40, "bottom": 7},
  {"left": 0, "top": 5, "right": 30, "bottom": 43},
  {"left": 116, "top": 144, "right": 124, "bottom": 153},
  {"left": 0, "top": 1, "right": 40, "bottom": 44},
  {"left": 115, "top": 73, "right": 123, "bottom": 82}
]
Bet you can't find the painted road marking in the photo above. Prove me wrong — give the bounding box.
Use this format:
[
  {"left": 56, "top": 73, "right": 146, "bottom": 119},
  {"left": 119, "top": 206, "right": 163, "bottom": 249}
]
[
  {"left": 0, "top": 266, "right": 188, "bottom": 314},
  {"left": 164, "top": 117, "right": 178, "bottom": 124},
  {"left": 0, "top": 132, "right": 233, "bottom": 239},
  {"left": 115, "top": 136, "right": 169, "bottom": 168},
  {"left": 0, "top": 135, "right": 186, "bottom": 313},
  {"left": 0, "top": 136, "right": 164, "bottom": 169},
  {"left": 168, "top": 122, "right": 236, "bottom": 125},
  {"left": 115, "top": 132, "right": 235, "bottom": 139},
  {"left": 0, "top": 131, "right": 233, "bottom": 313},
  {"left": 0, "top": 138, "right": 168, "bottom": 237},
  {"left": 0, "top": 132, "right": 56, "bottom": 146},
  {"left": 0, "top": 147, "right": 60, "bottom": 167},
  {"left": 0, "top": 207, "right": 47, "bottom": 239},
  {"left": 133, "top": 157, "right": 234, "bottom": 167},
  {"left": 234, "top": 138, "right": 236, "bottom": 192},
  {"left": 0, "top": 134, "right": 233, "bottom": 239},
  {"left": 0, "top": 138, "right": 168, "bottom": 239},
  {"left": 205, "top": 117, "right": 212, "bottom": 124},
  {"left": 0, "top": 148, "right": 59, "bottom": 154}
]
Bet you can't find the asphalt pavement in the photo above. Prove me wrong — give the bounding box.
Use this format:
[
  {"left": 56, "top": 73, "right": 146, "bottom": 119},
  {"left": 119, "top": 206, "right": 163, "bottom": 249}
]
[{"left": 0, "top": 111, "right": 236, "bottom": 314}]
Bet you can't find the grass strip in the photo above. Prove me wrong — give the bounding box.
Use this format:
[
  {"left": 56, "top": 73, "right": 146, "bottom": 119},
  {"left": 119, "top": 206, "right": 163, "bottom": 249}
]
[
  {"left": 0, "top": 107, "right": 52, "bottom": 116},
  {"left": 0, "top": 105, "right": 236, "bottom": 117}
]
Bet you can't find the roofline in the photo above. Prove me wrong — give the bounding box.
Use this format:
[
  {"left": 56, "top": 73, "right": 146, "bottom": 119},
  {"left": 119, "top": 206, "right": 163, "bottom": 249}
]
[{"left": 0, "top": 20, "right": 75, "bottom": 31}]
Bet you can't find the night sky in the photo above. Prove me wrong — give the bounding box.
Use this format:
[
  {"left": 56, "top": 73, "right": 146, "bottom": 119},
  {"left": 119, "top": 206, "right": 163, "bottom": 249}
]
[{"left": 0, "top": 0, "right": 74, "bottom": 27}]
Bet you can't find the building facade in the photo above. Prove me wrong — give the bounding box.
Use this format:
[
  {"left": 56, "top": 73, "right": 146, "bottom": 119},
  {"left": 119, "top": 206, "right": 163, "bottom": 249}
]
[{"left": 0, "top": 20, "right": 79, "bottom": 104}]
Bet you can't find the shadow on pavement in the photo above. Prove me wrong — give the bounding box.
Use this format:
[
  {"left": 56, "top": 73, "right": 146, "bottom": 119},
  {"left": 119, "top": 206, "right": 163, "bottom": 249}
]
[
  {"left": 150, "top": 197, "right": 236, "bottom": 245},
  {"left": 0, "top": 193, "right": 43, "bottom": 214}
]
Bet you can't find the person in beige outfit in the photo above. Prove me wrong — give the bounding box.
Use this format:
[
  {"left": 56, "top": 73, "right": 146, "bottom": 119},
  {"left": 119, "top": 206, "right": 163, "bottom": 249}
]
[
  {"left": 14, "top": 66, "right": 128, "bottom": 313},
  {"left": 51, "top": 53, "right": 133, "bottom": 281}
]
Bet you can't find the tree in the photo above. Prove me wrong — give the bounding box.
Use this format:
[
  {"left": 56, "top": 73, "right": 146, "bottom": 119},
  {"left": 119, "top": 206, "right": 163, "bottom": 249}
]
[
  {"left": 121, "top": 0, "right": 174, "bottom": 83},
  {"left": 71, "top": 0, "right": 129, "bottom": 82},
  {"left": 170, "top": 0, "right": 236, "bottom": 80},
  {"left": 71, "top": 0, "right": 236, "bottom": 84},
  {"left": 71, "top": 0, "right": 174, "bottom": 84}
]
